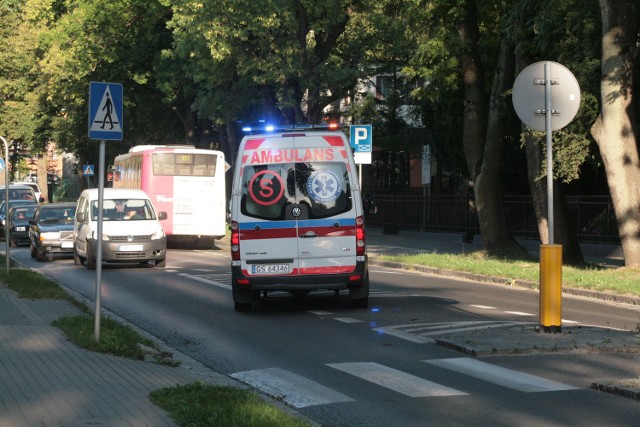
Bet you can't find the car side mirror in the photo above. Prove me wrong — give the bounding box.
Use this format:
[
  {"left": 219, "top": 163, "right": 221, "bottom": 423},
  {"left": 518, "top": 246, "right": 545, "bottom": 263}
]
[
  {"left": 158, "top": 212, "right": 168, "bottom": 221},
  {"left": 39, "top": 197, "right": 45, "bottom": 203},
  {"left": 76, "top": 212, "right": 85, "bottom": 222}
]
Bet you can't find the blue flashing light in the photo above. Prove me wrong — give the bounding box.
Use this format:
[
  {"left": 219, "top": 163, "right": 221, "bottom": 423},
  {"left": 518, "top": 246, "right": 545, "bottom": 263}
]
[{"left": 240, "top": 121, "right": 343, "bottom": 135}]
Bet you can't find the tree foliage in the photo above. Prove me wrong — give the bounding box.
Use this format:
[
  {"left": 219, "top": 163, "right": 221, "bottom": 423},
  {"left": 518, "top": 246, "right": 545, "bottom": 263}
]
[{"left": 1, "top": 0, "right": 638, "bottom": 262}]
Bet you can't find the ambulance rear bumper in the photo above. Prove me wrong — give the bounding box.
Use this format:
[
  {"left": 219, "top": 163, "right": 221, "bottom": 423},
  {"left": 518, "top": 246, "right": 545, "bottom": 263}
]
[{"left": 232, "top": 259, "right": 368, "bottom": 291}]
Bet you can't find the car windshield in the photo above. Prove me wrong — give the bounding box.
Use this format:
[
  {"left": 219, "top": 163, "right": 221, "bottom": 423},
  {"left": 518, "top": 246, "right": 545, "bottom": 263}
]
[
  {"left": 91, "top": 199, "right": 156, "bottom": 221},
  {"left": 0, "top": 188, "right": 36, "bottom": 202},
  {"left": 40, "top": 207, "right": 76, "bottom": 222}
]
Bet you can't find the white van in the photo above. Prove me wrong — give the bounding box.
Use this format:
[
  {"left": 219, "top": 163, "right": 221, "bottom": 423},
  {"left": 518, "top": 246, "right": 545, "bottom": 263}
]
[
  {"left": 73, "top": 188, "right": 167, "bottom": 269},
  {"left": 229, "top": 125, "right": 369, "bottom": 311}
]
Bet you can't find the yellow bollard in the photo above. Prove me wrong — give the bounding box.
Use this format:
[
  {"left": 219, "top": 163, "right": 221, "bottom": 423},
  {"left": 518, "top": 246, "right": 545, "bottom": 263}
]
[{"left": 539, "top": 244, "right": 562, "bottom": 333}]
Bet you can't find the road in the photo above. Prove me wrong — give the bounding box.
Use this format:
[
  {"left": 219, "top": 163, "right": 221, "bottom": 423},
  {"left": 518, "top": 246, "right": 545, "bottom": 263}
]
[{"left": 10, "top": 245, "right": 640, "bottom": 426}]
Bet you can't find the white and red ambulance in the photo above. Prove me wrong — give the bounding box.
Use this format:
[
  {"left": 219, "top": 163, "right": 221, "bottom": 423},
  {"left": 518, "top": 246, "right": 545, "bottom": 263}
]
[{"left": 229, "top": 125, "right": 369, "bottom": 311}]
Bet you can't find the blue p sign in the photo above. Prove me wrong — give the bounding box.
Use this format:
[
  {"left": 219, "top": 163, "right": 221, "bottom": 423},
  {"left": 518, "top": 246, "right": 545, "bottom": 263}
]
[{"left": 350, "top": 125, "right": 372, "bottom": 152}]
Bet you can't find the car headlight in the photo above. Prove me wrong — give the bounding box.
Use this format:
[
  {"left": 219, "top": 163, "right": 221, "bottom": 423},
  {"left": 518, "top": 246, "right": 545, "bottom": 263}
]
[
  {"left": 40, "top": 232, "right": 60, "bottom": 241},
  {"left": 151, "top": 228, "right": 165, "bottom": 240}
]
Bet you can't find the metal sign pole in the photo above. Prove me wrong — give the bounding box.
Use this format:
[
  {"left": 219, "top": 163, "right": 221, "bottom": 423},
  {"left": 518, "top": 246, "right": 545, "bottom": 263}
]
[
  {"left": 544, "top": 62, "right": 554, "bottom": 245},
  {"left": 94, "top": 140, "right": 105, "bottom": 342}
]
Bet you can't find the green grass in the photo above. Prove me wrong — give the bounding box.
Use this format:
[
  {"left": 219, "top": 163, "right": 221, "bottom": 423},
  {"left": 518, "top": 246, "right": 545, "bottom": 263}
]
[
  {"left": 0, "top": 265, "right": 70, "bottom": 299},
  {"left": 150, "top": 382, "right": 311, "bottom": 427},
  {"left": 380, "top": 251, "right": 640, "bottom": 297},
  {"left": 52, "top": 315, "right": 156, "bottom": 359}
]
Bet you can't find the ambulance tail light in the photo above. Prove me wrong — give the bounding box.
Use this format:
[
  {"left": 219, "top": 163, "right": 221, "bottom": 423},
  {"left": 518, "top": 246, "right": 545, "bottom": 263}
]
[
  {"left": 230, "top": 221, "right": 240, "bottom": 260},
  {"left": 356, "top": 216, "right": 366, "bottom": 256}
]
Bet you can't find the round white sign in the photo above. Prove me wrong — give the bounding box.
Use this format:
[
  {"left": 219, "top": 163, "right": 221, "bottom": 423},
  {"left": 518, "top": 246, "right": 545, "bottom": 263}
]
[{"left": 512, "top": 61, "right": 581, "bottom": 131}]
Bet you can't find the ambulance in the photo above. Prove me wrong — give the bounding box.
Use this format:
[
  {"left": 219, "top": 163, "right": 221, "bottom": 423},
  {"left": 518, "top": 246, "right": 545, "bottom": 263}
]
[{"left": 229, "top": 125, "right": 369, "bottom": 311}]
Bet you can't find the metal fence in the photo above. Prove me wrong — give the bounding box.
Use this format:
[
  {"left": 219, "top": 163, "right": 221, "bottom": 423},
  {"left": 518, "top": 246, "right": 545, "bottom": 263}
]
[{"left": 364, "top": 194, "right": 620, "bottom": 245}]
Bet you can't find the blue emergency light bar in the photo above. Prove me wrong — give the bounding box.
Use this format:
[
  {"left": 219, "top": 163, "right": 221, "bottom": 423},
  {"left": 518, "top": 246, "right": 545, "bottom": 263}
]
[{"left": 241, "top": 122, "right": 341, "bottom": 134}]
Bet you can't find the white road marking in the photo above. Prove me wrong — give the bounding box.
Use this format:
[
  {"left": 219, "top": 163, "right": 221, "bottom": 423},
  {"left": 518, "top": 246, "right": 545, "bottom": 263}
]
[
  {"left": 425, "top": 358, "right": 578, "bottom": 392},
  {"left": 181, "top": 273, "right": 230, "bottom": 290},
  {"left": 374, "top": 321, "right": 534, "bottom": 343},
  {"left": 470, "top": 304, "right": 495, "bottom": 309},
  {"left": 334, "top": 317, "right": 363, "bottom": 323},
  {"left": 505, "top": 311, "right": 534, "bottom": 316},
  {"left": 308, "top": 311, "right": 333, "bottom": 316},
  {"left": 327, "top": 362, "right": 467, "bottom": 397},
  {"left": 231, "top": 368, "right": 354, "bottom": 408},
  {"left": 374, "top": 326, "right": 435, "bottom": 344}
]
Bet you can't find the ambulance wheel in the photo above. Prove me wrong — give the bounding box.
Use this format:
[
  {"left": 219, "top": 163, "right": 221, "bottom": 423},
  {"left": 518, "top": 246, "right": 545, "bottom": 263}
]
[
  {"left": 349, "top": 272, "right": 370, "bottom": 308},
  {"left": 232, "top": 283, "right": 254, "bottom": 312}
]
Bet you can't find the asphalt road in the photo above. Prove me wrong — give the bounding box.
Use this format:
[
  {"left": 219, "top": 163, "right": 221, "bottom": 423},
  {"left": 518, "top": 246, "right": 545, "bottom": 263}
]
[{"left": 10, "top": 245, "right": 640, "bottom": 426}]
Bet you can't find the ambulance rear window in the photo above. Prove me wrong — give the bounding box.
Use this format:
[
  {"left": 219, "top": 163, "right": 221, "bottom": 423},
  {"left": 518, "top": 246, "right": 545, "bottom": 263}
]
[{"left": 241, "top": 162, "right": 352, "bottom": 220}]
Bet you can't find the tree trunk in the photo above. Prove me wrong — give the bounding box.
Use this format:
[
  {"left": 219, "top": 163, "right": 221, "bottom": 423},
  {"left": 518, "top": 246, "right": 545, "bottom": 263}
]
[
  {"left": 475, "top": 38, "right": 526, "bottom": 255},
  {"left": 459, "top": 1, "right": 525, "bottom": 256},
  {"left": 591, "top": 0, "right": 640, "bottom": 267}
]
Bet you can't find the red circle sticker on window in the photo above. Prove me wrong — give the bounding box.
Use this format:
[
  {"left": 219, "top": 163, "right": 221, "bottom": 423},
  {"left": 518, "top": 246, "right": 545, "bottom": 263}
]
[{"left": 248, "top": 170, "right": 285, "bottom": 206}]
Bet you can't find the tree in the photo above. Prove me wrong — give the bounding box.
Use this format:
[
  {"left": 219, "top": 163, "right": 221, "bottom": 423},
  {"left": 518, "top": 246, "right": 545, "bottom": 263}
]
[
  {"left": 456, "top": 0, "right": 527, "bottom": 255},
  {"left": 507, "top": 0, "right": 602, "bottom": 265},
  {"left": 591, "top": 0, "right": 640, "bottom": 267},
  {"left": 36, "top": 0, "right": 184, "bottom": 166}
]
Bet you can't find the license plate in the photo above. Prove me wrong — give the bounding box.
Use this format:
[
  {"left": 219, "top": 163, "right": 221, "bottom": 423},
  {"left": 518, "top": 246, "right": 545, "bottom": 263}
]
[
  {"left": 119, "top": 244, "right": 143, "bottom": 252},
  {"left": 16, "top": 227, "right": 26, "bottom": 232},
  {"left": 61, "top": 241, "right": 73, "bottom": 248},
  {"left": 252, "top": 264, "right": 290, "bottom": 275}
]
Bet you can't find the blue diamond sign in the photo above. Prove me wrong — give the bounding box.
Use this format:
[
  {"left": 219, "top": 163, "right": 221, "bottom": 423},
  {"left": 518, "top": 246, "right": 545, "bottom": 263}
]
[{"left": 88, "top": 82, "right": 123, "bottom": 140}]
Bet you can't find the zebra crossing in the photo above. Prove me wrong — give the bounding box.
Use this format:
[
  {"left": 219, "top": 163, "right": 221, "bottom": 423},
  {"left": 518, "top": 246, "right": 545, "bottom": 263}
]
[{"left": 231, "top": 357, "right": 578, "bottom": 408}]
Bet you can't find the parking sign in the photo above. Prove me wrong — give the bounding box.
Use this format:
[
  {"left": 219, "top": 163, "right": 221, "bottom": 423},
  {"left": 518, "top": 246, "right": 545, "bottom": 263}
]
[{"left": 350, "top": 125, "right": 372, "bottom": 153}]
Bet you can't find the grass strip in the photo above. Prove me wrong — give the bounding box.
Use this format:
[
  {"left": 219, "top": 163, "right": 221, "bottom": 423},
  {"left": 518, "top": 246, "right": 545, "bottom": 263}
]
[
  {"left": 52, "top": 315, "right": 155, "bottom": 359},
  {"left": 381, "top": 251, "right": 640, "bottom": 296},
  {"left": 150, "top": 382, "right": 311, "bottom": 427},
  {"left": 0, "top": 266, "right": 69, "bottom": 299}
]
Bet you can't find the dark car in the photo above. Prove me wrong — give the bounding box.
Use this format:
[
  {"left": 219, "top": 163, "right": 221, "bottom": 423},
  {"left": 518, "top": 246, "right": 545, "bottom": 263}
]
[
  {"left": 7, "top": 204, "right": 38, "bottom": 247},
  {"left": 29, "top": 202, "right": 77, "bottom": 261},
  {"left": 0, "top": 200, "right": 38, "bottom": 241}
]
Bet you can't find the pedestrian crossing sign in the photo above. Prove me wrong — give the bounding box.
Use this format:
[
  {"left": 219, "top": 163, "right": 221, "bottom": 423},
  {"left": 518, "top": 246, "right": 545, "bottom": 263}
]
[
  {"left": 88, "top": 82, "right": 123, "bottom": 140},
  {"left": 83, "top": 165, "right": 95, "bottom": 176}
]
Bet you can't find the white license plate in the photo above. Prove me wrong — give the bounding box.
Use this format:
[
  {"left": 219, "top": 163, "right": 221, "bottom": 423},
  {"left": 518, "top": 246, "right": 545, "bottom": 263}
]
[
  {"left": 16, "top": 227, "right": 26, "bottom": 232},
  {"left": 119, "top": 244, "right": 143, "bottom": 252},
  {"left": 252, "top": 264, "right": 290, "bottom": 274},
  {"left": 61, "top": 241, "right": 73, "bottom": 248}
]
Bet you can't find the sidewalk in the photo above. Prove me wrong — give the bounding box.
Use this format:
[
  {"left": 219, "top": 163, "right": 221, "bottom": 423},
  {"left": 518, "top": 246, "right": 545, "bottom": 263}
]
[
  {"left": 0, "top": 230, "right": 638, "bottom": 426},
  {"left": 0, "top": 285, "right": 238, "bottom": 426}
]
